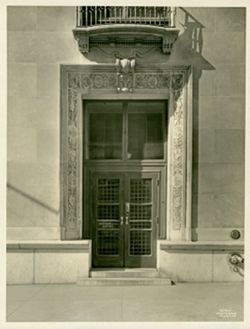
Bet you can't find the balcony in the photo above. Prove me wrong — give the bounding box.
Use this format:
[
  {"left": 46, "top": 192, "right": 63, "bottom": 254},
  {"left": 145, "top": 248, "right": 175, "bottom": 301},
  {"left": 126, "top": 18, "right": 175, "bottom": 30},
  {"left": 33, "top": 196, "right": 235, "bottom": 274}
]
[{"left": 73, "top": 6, "right": 179, "bottom": 55}]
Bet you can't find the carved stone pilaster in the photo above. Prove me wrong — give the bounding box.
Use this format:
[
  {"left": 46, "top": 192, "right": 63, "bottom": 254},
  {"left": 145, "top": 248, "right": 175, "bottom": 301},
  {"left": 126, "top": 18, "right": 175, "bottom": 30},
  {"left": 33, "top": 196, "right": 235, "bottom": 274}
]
[
  {"left": 170, "top": 72, "right": 185, "bottom": 231},
  {"left": 65, "top": 76, "right": 81, "bottom": 237}
]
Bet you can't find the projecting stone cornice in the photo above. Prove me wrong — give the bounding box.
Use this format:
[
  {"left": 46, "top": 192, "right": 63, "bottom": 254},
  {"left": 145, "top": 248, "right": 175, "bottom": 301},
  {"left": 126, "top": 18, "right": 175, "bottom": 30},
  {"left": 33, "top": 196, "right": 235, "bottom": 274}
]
[{"left": 73, "top": 25, "right": 179, "bottom": 55}]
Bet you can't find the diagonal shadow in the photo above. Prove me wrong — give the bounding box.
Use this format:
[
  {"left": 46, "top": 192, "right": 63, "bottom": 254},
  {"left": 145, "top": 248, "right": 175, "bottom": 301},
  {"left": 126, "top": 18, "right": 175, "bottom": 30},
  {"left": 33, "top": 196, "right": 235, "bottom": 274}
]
[{"left": 7, "top": 183, "right": 59, "bottom": 215}]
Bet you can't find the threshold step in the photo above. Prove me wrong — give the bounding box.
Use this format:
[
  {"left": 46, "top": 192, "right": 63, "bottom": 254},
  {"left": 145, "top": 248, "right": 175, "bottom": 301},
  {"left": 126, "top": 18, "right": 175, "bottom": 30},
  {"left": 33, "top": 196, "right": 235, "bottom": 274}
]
[
  {"left": 77, "top": 277, "right": 173, "bottom": 286},
  {"left": 91, "top": 268, "right": 159, "bottom": 278}
]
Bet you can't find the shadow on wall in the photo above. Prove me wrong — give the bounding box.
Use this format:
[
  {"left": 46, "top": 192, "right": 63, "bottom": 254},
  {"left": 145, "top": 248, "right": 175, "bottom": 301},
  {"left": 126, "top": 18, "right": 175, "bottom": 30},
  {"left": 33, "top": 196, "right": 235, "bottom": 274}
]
[
  {"left": 175, "top": 8, "right": 215, "bottom": 240},
  {"left": 7, "top": 183, "right": 59, "bottom": 215}
]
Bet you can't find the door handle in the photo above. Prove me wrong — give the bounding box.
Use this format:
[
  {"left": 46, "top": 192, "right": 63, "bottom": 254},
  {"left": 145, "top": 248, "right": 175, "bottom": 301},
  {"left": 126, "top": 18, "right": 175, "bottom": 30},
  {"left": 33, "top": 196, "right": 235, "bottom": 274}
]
[
  {"left": 125, "top": 203, "right": 130, "bottom": 225},
  {"left": 126, "top": 202, "right": 130, "bottom": 214},
  {"left": 120, "top": 216, "right": 124, "bottom": 225}
]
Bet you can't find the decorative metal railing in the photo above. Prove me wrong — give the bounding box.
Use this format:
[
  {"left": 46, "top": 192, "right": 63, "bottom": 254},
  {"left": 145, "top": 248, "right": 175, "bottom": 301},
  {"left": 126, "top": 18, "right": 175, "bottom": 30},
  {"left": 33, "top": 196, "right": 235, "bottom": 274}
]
[{"left": 76, "top": 6, "right": 176, "bottom": 28}]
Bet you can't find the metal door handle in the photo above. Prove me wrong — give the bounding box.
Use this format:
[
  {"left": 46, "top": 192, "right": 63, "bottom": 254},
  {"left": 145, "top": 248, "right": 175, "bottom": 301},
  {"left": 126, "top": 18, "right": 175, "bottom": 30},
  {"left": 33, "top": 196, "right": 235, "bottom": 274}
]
[
  {"left": 126, "top": 202, "right": 130, "bottom": 213},
  {"left": 125, "top": 216, "right": 129, "bottom": 225},
  {"left": 120, "top": 216, "right": 124, "bottom": 225}
]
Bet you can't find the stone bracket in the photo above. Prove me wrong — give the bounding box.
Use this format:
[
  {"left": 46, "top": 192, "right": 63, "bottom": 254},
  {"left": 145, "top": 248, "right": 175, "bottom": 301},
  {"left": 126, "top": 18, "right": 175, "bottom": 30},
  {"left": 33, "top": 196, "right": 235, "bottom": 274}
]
[
  {"left": 162, "top": 32, "right": 179, "bottom": 54},
  {"left": 73, "top": 30, "right": 89, "bottom": 54}
]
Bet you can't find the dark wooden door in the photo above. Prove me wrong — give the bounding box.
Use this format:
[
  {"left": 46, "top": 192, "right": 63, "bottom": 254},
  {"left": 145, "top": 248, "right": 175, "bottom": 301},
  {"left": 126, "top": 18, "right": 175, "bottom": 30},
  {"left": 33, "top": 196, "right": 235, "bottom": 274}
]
[{"left": 92, "top": 171, "right": 158, "bottom": 268}]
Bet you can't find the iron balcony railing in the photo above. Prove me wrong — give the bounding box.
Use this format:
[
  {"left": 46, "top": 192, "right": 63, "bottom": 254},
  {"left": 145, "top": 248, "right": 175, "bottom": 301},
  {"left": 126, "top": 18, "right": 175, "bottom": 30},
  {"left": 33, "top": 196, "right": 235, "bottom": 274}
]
[{"left": 76, "top": 6, "right": 176, "bottom": 28}]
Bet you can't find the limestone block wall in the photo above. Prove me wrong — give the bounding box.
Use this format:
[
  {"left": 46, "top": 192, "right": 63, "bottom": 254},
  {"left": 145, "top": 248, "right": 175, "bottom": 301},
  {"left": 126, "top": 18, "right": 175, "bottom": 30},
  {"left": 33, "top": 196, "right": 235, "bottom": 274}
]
[
  {"left": 159, "top": 247, "right": 244, "bottom": 282},
  {"left": 7, "top": 241, "right": 91, "bottom": 284},
  {"left": 174, "top": 8, "right": 245, "bottom": 241},
  {"left": 7, "top": 7, "right": 86, "bottom": 240},
  {"left": 7, "top": 7, "right": 245, "bottom": 241}
]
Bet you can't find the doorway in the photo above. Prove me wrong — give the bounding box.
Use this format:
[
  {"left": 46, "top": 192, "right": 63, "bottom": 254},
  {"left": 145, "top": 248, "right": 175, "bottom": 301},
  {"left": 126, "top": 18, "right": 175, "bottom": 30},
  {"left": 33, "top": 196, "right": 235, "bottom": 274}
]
[{"left": 84, "top": 100, "right": 167, "bottom": 267}]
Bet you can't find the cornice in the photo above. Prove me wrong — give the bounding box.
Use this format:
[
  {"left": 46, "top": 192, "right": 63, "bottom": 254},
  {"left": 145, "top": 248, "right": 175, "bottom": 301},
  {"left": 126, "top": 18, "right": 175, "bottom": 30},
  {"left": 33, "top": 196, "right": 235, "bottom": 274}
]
[{"left": 73, "top": 25, "right": 179, "bottom": 55}]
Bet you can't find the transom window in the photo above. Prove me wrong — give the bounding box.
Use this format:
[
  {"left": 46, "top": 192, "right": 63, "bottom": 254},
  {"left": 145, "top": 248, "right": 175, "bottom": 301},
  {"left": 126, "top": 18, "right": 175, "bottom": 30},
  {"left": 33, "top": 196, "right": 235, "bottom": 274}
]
[{"left": 84, "top": 101, "right": 167, "bottom": 161}]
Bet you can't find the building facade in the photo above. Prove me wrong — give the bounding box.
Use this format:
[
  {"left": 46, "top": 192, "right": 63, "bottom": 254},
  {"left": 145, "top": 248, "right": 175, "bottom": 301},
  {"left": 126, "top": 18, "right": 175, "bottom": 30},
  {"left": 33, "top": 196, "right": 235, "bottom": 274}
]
[{"left": 7, "top": 6, "right": 245, "bottom": 284}]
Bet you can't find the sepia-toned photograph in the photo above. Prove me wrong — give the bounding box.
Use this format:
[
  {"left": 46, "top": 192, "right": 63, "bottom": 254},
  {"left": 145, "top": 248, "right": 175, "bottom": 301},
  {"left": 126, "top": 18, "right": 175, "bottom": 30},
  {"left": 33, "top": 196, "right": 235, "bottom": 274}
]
[{"left": 2, "top": 2, "right": 247, "bottom": 325}]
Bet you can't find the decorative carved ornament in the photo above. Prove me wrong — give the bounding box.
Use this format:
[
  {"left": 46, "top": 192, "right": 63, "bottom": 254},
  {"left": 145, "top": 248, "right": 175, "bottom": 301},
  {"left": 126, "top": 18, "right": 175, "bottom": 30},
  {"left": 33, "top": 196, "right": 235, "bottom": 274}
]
[
  {"left": 68, "top": 71, "right": 170, "bottom": 92},
  {"left": 115, "top": 58, "right": 135, "bottom": 93},
  {"left": 89, "top": 44, "right": 161, "bottom": 60},
  {"left": 62, "top": 65, "right": 188, "bottom": 239},
  {"left": 171, "top": 72, "right": 185, "bottom": 230}
]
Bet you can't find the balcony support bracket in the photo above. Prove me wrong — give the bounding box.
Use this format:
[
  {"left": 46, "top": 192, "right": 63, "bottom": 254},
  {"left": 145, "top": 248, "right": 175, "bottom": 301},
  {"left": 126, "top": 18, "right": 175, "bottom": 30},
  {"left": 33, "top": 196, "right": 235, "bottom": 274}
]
[
  {"left": 162, "top": 32, "right": 179, "bottom": 54},
  {"left": 74, "top": 30, "right": 89, "bottom": 54}
]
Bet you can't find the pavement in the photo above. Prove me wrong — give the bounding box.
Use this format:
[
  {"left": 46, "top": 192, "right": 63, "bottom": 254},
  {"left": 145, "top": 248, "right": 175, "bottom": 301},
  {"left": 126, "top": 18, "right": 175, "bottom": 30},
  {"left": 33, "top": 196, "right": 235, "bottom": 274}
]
[{"left": 6, "top": 282, "right": 244, "bottom": 322}]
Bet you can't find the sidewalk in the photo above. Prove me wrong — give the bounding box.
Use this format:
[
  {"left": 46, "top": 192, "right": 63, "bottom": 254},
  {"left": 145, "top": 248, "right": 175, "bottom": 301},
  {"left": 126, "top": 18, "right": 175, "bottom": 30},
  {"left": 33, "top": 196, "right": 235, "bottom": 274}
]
[{"left": 7, "top": 282, "right": 243, "bottom": 322}]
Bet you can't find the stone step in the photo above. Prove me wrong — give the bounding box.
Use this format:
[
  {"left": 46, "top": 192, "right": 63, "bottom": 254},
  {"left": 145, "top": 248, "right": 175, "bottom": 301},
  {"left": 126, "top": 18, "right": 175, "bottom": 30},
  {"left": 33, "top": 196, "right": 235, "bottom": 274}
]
[
  {"left": 77, "top": 277, "right": 173, "bottom": 286},
  {"left": 90, "top": 268, "right": 160, "bottom": 278}
]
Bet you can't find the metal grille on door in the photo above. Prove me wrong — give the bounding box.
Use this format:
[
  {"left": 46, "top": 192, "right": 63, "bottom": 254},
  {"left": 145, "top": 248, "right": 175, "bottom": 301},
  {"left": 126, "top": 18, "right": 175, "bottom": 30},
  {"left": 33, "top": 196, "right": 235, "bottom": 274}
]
[
  {"left": 92, "top": 173, "right": 157, "bottom": 267},
  {"left": 129, "top": 179, "right": 152, "bottom": 256},
  {"left": 97, "top": 178, "right": 120, "bottom": 255}
]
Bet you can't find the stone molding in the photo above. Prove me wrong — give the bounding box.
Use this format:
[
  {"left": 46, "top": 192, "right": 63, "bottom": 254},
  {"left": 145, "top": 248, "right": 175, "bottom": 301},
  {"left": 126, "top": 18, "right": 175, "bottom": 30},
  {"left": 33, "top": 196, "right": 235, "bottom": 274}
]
[
  {"left": 7, "top": 240, "right": 90, "bottom": 250},
  {"left": 160, "top": 241, "right": 244, "bottom": 251},
  {"left": 61, "top": 64, "right": 191, "bottom": 240}
]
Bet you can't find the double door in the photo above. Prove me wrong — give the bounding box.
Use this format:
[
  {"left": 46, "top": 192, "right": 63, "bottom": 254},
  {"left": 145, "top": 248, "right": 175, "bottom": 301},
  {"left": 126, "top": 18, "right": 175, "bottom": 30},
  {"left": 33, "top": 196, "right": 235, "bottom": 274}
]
[{"left": 91, "top": 171, "right": 159, "bottom": 267}]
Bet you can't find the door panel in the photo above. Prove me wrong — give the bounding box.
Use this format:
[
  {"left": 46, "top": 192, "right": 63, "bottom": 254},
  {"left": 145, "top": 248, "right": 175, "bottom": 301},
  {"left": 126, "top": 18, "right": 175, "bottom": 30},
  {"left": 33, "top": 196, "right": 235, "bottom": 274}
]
[
  {"left": 92, "top": 174, "right": 124, "bottom": 267},
  {"left": 92, "top": 171, "right": 158, "bottom": 268},
  {"left": 125, "top": 173, "right": 157, "bottom": 267}
]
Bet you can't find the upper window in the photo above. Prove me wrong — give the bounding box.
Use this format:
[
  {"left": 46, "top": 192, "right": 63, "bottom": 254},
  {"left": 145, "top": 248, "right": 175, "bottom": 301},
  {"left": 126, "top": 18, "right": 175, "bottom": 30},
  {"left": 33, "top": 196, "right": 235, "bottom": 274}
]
[{"left": 85, "top": 101, "right": 167, "bottom": 161}]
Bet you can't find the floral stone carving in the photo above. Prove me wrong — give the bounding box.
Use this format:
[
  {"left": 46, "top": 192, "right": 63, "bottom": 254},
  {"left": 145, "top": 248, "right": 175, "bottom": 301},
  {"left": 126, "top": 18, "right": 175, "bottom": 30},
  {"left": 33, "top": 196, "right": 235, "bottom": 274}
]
[{"left": 171, "top": 73, "right": 185, "bottom": 230}]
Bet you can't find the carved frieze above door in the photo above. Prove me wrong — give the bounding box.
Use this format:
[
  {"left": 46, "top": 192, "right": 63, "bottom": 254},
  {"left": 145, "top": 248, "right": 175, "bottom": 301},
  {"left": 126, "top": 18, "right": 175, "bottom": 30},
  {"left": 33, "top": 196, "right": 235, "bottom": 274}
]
[{"left": 60, "top": 64, "right": 192, "bottom": 241}]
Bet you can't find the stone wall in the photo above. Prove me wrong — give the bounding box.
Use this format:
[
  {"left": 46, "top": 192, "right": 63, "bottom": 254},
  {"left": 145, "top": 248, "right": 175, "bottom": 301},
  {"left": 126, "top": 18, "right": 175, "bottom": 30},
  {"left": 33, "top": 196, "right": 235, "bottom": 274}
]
[
  {"left": 175, "top": 8, "right": 245, "bottom": 240},
  {"left": 7, "top": 7, "right": 84, "bottom": 239},
  {"left": 7, "top": 7, "right": 245, "bottom": 241}
]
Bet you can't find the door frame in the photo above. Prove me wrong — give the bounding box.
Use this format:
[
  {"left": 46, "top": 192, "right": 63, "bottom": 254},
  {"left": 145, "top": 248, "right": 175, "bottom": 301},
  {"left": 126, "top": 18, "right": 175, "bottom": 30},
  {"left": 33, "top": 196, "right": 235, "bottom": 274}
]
[{"left": 60, "top": 64, "right": 193, "bottom": 243}]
